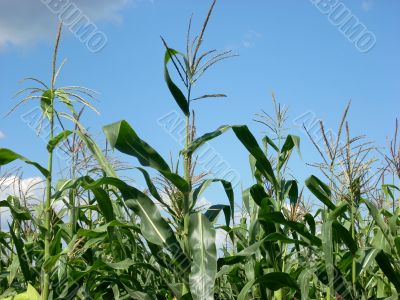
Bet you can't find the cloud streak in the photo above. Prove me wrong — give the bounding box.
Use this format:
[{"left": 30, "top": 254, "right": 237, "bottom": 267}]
[{"left": 0, "top": 0, "right": 130, "bottom": 48}]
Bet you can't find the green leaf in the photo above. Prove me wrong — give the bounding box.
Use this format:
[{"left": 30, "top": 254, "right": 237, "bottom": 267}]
[
  {"left": 205, "top": 204, "right": 231, "bottom": 227},
  {"left": 284, "top": 180, "right": 298, "bottom": 206},
  {"left": 332, "top": 221, "right": 358, "bottom": 254},
  {"left": 88, "top": 177, "right": 190, "bottom": 272},
  {"left": 184, "top": 125, "right": 278, "bottom": 188},
  {"left": 238, "top": 272, "right": 299, "bottom": 299},
  {"left": 250, "top": 183, "right": 268, "bottom": 206},
  {"left": 279, "top": 134, "right": 301, "bottom": 168},
  {"left": 78, "top": 131, "right": 117, "bottom": 177},
  {"left": 0, "top": 197, "right": 32, "bottom": 220},
  {"left": 103, "top": 120, "right": 190, "bottom": 193},
  {"left": 164, "top": 48, "right": 189, "bottom": 116},
  {"left": 112, "top": 182, "right": 173, "bottom": 245},
  {"left": 9, "top": 223, "right": 31, "bottom": 283},
  {"left": 185, "top": 125, "right": 230, "bottom": 155},
  {"left": 135, "top": 167, "right": 162, "bottom": 201},
  {"left": 125, "top": 291, "right": 153, "bottom": 300},
  {"left": 265, "top": 232, "right": 308, "bottom": 246},
  {"left": 375, "top": 250, "right": 400, "bottom": 293},
  {"left": 104, "top": 120, "right": 170, "bottom": 171},
  {"left": 259, "top": 211, "right": 321, "bottom": 246},
  {"left": 232, "top": 125, "right": 277, "bottom": 188},
  {"left": 328, "top": 201, "right": 348, "bottom": 220},
  {"left": 91, "top": 185, "right": 116, "bottom": 223},
  {"left": 262, "top": 136, "right": 279, "bottom": 152},
  {"left": 217, "top": 238, "right": 266, "bottom": 269},
  {"left": 47, "top": 130, "right": 72, "bottom": 152},
  {"left": 40, "top": 89, "right": 53, "bottom": 120},
  {"left": 281, "top": 134, "right": 301, "bottom": 156},
  {"left": 356, "top": 247, "right": 380, "bottom": 276},
  {"left": 305, "top": 175, "right": 335, "bottom": 210},
  {"left": 192, "top": 179, "right": 234, "bottom": 223},
  {"left": 0, "top": 148, "right": 49, "bottom": 177},
  {"left": 322, "top": 219, "right": 334, "bottom": 295},
  {"left": 188, "top": 213, "right": 217, "bottom": 300},
  {"left": 77, "top": 220, "right": 140, "bottom": 238},
  {"left": 298, "top": 269, "right": 314, "bottom": 300},
  {"left": 233, "top": 126, "right": 276, "bottom": 185},
  {"left": 2, "top": 284, "right": 41, "bottom": 300},
  {"left": 304, "top": 213, "right": 316, "bottom": 235},
  {"left": 364, "top": 199, "right": 395, "bottom": 250}
]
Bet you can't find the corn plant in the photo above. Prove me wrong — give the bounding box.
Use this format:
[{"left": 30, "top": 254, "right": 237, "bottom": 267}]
[{"left": 0, "top": 1, "right": 399, "bottom": 299}]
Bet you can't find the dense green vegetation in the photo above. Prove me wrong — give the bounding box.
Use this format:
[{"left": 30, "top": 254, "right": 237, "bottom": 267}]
[{"left": 0, "top": 2, "right": 399, "bottom": 299}]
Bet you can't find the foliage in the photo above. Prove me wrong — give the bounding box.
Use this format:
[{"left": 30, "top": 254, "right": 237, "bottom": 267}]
[{"left": 0, "top": 1, "right": 399, "bottom": 299}]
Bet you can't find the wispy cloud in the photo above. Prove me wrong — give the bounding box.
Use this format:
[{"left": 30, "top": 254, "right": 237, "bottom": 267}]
[
  {"left": 0, "top": 131, "right": 5, "bottom": 139},
  {"left": 0, "top": 0, "right": 132, "bottom": 49},
  {"left": 242, "top": 30, "right": 262, "bottom": 49}
]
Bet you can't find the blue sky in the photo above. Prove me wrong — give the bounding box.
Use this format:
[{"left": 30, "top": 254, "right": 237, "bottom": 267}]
[{"left": 0, "top": 0, "right": 399, "bottom": 207}]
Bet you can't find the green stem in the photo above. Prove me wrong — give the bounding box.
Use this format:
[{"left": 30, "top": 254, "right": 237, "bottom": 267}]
[
  {"left": 42, "top": 24, "right": 61, "bottom": 300},
  {"left": 42, "top": 108, "right": 54, "bottom": 300},
  {"left": 182, "top": 85, "right": 192, "bottom": 294},
  {"left": 351, "top": 198, "right": 356, "bottom": 291},
  {"left": 274, "top": 117, "right": 283, "bottom": 300}
]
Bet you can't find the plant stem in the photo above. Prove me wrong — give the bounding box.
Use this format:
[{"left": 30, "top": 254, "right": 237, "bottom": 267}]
[
  {"left": 351, "top": 197, "right": 356, "bottom": 291},
  {"left": 182, "top": 85, "right": 192, "bottom": 294},
  {"left": 42, "top": 23, "right": 61, "bottom": 300},
  {"left": 42, "top": 127, "right": 54, "bottom": 300}
]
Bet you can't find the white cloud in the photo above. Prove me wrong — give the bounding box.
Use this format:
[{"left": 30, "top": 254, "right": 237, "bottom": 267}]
[
  {"left": 0, "top": 176, "right": 45, "bottom": 230},
  {"left": 0, "top": 176, "right": 45, "bottom": 202},
  {"left": 0, "top": 0, "right": 132, "bottom": 48},
  {"left": 0, "top": 131, "right": 5, "bottom": 139}
]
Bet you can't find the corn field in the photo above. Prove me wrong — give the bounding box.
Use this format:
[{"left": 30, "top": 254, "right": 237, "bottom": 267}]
[{"left": 0, "top": 2, "right": 399, "bottom": 300}]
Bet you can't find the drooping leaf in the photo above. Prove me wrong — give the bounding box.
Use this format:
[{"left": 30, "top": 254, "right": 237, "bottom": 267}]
[
  {"left": 164, "top": 48, "right": 189, "bottom": 116},
  {"left": 103, "top": 120, "right": 190, "bottom": 193},
  {"left": 284, "top": 180, "right": 298, "bottom": 206},
  {"left": 192, "top": 179, "right": 234, "bottom": 223},
  {"left": 205, "top": 204, "right": 231, "bottom": 227},
  {"left": 305, "top": 175, "right": 335, "bottom": 210},
  {"left": 0, "top": 197, "right": 32, "bottom": 221},
  {"left": 232, "top": 125, "right": 277, "bottom": 188},
  {"left": 104, "top": 120, "right": 170, "bottom": 172},
  {"left": 250, "top": 183, "right": 269, "bottom": 207},
  {"left": 375, "top": 250, "right": 400, "bottom": 293},
  {"left": 47, "top": 130, "right": 72, "bottom": 152},
  {"left": 78, "top": 131, "right": 117, "bottom": 177},
  {"left": 0, "top": 148, "right": 49, "bottom": 177},
  {"left": 364, "top": 199, "right": 395, "bottom": 249},
  {"left": 332, "top": 221, "right": 358, "bottom": 254}
]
